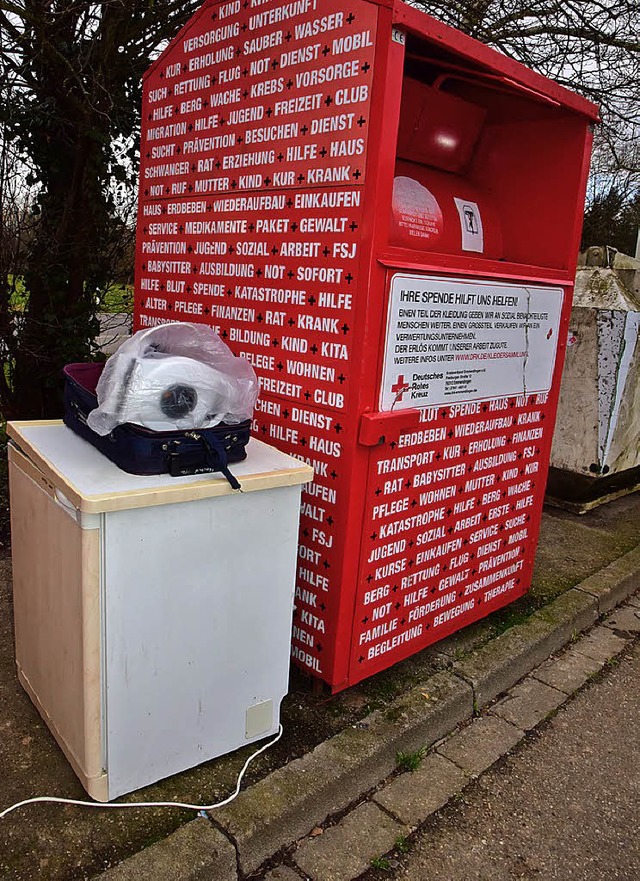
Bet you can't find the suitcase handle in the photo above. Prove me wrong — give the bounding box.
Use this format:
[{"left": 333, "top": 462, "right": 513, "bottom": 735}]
[{"left": 167, "top": 432, "right": 242, "bottom": 490}]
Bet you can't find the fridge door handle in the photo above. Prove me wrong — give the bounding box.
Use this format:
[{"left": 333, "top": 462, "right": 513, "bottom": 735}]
[
  {"left": 54, "top": 489, "right": 81, "bottom": 522},
  {"left": 53, "top": 490, "right": 101, "bottom": 530}
]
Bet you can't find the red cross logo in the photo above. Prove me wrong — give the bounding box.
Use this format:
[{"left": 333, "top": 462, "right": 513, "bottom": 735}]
[{"left": 391, "top": 375, "right": 409, "bottom": 401}]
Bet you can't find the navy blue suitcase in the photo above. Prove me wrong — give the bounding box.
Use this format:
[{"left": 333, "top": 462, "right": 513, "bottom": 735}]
[{"left": 63, "top": 363, "right": 250, "bottom": 488}]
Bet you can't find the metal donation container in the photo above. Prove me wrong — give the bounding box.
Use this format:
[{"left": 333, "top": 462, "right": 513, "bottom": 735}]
[
  {"left": 8, "top": 421, "right": 312, "bottom": 800},
  {"left": 134, "top": 0, "right": 599, "bottom": 691}
]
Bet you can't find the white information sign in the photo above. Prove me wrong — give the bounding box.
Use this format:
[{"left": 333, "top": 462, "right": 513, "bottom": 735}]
[{"left": 381, "top": 274, "right": 564, "bottom": 411}]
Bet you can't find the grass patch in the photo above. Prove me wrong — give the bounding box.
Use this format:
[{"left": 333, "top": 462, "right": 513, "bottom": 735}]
[
  {"left": 486, "top": 599, "right": 536, "bottom": 637},
  {"left": 396, "top": 748, "right": 425, "bottom": 773},
  {"left": 6, "top": 278, "right": 133, "bottom": 314},
  {"left": 98, "top": 283, "right": 133, "bottom": 314}
]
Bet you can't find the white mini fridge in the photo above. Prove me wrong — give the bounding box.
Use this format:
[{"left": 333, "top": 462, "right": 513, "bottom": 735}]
[{"left": 7, "top": 421, "right": 312, "bottom": 801}]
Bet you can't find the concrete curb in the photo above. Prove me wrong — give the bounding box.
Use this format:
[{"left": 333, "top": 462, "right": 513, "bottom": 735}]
[
  {"left": 574, "top": 544, "right": 640, "bottom": 613},
  {"left": 451, "top": 588, "right": 598, "bottom": 707},
  {"left": 213, "top": 672, "right": 471, "bottom": 875},
  {"left": 94, "top": 549, "right": 640, "bottom": 880},
  {"left": 94, "top": 818, "right": 237, "bottom": 881}
]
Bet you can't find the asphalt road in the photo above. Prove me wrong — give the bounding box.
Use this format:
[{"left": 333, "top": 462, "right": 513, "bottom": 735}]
[{"left": 388, "top": 641, "right": 639, "bottom": 881}]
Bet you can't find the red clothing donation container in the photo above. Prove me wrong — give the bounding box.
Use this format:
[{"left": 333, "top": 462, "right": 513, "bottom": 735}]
[{"left": 134, "top": 0, "right": 598, "bottom": 691}]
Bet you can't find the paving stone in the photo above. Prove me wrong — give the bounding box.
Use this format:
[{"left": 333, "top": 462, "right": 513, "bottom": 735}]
[
  {"left": 575, "top": 546, "right": 640, "bottom": 613},
  {"left": 437, "top": 715, "right": 524, "bottom": 777},
  {"left": 373, "top": 752, "right": 468, "bottom": 828},
  {"left": 214, "top": 672, "right": 471, "bottom": 874},
  {"left": 575, "top": 625, "right": 630, "bottom": 663},
  {"left": 294, "top": 802, "right": 403, "bottom": 881},
  {"left": 263, "top": 867, "right": 303, "bottom": 881},
  {"left": 604, "top": 604, "right": 640, "bottom": 635},
  {"left": 532, "top": 646, "right": 603, "bottom": 693},
  {"left": 95, "top": 819, "right": 237, "bottom": 881},
  {"left": 452, "top": 588, "right": 598, "bottom": 707},
  {"left": 490, "top": 677, "right": 567, "bottom": 730}
]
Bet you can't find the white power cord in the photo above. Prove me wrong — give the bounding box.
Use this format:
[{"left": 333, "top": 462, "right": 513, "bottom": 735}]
[{"left": 0, "top": 725, "right": 283, "bottom": 820}]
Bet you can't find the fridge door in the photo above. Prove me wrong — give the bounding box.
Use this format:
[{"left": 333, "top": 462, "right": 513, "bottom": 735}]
[{"left": 102, "top": 485, "right": 302, "bottom": 799}]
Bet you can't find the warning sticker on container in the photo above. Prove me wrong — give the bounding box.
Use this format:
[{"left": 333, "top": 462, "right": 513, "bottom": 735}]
[
  {"left": 454, "top": 198, "right": 484, "bottom": 253},
  {"left": 380, "top": 274, "right": 564, "bottom": 410}
]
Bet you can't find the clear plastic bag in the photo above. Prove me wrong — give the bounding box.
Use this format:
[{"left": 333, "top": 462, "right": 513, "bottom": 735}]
[{"left": 87, "top": 323, "right": 259, "bottom": 436}]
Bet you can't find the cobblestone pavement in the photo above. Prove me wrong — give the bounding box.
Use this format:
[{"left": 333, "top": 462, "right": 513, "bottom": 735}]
[{"left": 373, "top": 639, "right": 639, "bottom": 881}]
